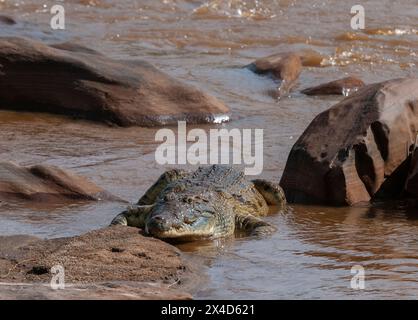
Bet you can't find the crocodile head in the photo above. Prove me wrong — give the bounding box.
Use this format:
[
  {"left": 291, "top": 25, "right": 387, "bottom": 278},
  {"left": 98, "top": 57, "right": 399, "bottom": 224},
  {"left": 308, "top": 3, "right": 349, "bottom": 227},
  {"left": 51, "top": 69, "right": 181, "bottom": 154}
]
[{"left": 144, "top": 188, "right": 231, "bottom": 241}]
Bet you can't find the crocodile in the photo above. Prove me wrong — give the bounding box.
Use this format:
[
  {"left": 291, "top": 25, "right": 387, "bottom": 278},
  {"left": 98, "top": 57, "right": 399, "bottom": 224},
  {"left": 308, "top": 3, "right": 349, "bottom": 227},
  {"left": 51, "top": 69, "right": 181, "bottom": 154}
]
[{"left": 110, "top": 165, "right": 286, "bottom": 241}]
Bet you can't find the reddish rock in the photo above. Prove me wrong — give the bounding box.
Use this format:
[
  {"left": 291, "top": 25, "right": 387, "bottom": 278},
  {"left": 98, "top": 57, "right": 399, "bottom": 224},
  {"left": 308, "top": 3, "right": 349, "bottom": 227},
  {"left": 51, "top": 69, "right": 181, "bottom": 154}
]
[
  {"left": 296, "top": 49, "right": 326, "bottom": 67},
  {"left": 301, "top": 76, "right": 365, "bottom": 96},
  {"left": 0, "top": 161, "right": 119, "bottom": 202},
  {"left": 280, "top": 78, "right": 418, "bottom": 206},
  {"left": 0, "top": 227, "right": 198, "bottom": 299},
  {"left": 249, "top": 52, "right": 302, "bottom": 97},
  {"left": 50, "top": 41, "right": 104, "bottom": 56},
  {"left": 0, "top": 37, "right": 229, "bottom": 126}
]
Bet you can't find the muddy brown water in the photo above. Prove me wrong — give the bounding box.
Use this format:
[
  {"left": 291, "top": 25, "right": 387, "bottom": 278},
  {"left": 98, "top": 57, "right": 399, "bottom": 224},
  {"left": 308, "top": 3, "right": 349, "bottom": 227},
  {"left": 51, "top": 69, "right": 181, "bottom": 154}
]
[{"left": 1, "top": 0, "right": 418, "bottom": 299}]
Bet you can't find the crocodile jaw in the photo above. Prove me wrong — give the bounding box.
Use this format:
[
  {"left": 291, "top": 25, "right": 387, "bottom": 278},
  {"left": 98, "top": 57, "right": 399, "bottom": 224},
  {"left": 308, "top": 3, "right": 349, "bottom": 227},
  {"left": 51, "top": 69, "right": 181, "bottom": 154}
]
[{"left": 145, "top": 217, "right": 217, "bottom": 241}]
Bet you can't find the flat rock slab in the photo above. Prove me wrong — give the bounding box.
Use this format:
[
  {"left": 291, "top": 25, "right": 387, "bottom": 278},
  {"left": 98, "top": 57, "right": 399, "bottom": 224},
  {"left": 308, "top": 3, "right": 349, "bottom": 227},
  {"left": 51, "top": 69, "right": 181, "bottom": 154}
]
[
  {"left": 301, "top": 76, "right": 365, "bottom": 96},
  {"left": 0, "top": 37, "right": 230, "bottom": 126},
  {"left": 0, "top": 161, "right": 119, "bottom": 202},
  {"left": 280, "top": 78, "right": 418, "bottom": 206},
  {"left": 0, "top": 226, "right": 197, "bottom": 299}
]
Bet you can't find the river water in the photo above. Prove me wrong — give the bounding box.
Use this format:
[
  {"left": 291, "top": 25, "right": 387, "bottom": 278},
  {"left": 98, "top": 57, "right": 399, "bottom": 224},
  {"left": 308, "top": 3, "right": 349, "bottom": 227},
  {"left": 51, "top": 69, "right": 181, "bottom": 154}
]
[{"left": 0, "top": 0, "right": 418, "bottom": 299}]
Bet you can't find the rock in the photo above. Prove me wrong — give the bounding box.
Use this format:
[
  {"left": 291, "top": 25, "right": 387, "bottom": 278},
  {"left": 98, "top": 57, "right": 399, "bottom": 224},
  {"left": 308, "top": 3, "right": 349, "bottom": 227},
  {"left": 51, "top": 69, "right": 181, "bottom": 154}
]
[
  {"left": 0, "top": 226, "right": 197, "bottom": 299},
  {"left": 296, "top": 49, "right": 326, "bottom": 67},
  {"left": 256, "top": 49, "right": 325, "bottom": 68},
  {"left": 0, "top": 37, "right": 230, "bottom": 127},
  {"left": 50, "top": 41, "right": 104, "bottom": 56},
  {"left": 301, "top": 76, "right": 365, "bottom": 96},
  {"left": 280, "top": 78, "right": 418, "bottom": 206},
  {"left": 0, "top": 282, "right": 192, "bottom": 300},
  {"left": 0, "top": 15, "right": 16, "bottom": 25},
  {"left": 0, "top": 161, "right": 120, "bottom": 202},
  {"left": 0, "top": 235, "right": 40, "bottom": 253},
  {"left": 248, "top": 52, "right": 302, "bottom": 97}
]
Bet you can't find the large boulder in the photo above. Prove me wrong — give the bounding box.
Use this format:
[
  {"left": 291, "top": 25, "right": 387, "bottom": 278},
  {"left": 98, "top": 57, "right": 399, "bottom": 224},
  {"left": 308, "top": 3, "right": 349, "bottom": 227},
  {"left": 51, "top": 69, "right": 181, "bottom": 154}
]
[
  {"left": 0, "top": 161, "right": 119, "bottom": 202},
  {"left": 0, "top": 226, "right": 197, "bottom": 299},
  {"left": 0, "top": 37, "right": 230, "bottom": 126},
  {"left": 280, "top": 78, "right": 418, "bottom": 206}
]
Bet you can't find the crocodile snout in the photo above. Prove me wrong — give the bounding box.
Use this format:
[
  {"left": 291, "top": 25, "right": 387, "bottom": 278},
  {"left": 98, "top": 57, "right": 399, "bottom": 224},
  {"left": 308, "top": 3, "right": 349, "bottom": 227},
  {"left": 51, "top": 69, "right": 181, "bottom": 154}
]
[{"left": 146, "top": 215, "right": 170, "bottom": 233}]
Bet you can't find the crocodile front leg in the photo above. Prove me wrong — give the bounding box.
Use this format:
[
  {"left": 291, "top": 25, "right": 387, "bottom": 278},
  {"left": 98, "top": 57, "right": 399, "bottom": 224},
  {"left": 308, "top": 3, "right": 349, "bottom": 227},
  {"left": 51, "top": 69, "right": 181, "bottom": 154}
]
[
  {"left": 235, "top": 213, "right": 277, "bottom": 237},
  {"left": 110, "top": 204, "right": 155, "bottom": 227},
  {"left": 252, "top": 179, "right": 286, "bottom": 206}
]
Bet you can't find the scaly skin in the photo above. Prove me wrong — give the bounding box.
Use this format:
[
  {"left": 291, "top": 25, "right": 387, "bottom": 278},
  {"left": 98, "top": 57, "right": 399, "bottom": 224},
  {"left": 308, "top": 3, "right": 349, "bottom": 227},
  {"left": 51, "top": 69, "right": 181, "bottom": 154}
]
[{"left": 111, "top": 165, "right": 286, "bottom": 241}]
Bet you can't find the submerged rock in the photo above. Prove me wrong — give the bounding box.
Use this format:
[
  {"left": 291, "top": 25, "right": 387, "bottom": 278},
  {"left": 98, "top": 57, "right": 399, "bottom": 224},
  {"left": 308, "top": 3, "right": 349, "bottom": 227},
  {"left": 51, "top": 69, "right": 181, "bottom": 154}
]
[
  {"left": 0, "top": 15, "right": 16, "bottom": 25},
  {"left": 0, "top": 37, "right": 230, "bottom": 126},
  {"left": 248, "top": 52, "right": 302, "bottom": 97},
  {"left": 280, "top": 78, "right": 418, "bottom": 206},
  {"left": 301, "top": 76, "right": 365, "bottom": 96},
  {"left": 0, "top": 161, "right": 119, "bottom": 202},
  {"left": 0, "top": 226, "right": 196, "bottom": 299}
]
